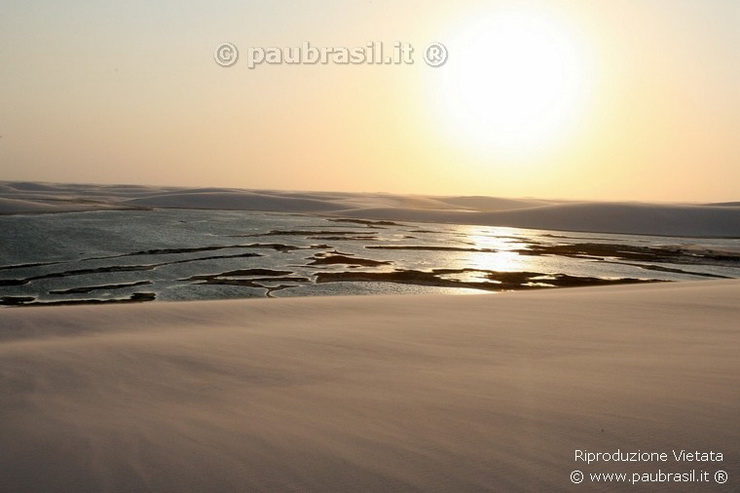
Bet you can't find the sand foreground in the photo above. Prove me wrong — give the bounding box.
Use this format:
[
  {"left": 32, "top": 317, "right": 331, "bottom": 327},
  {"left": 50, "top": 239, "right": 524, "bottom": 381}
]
[{"left": 1, "top": 280, "right": 739, "bottom": 491}]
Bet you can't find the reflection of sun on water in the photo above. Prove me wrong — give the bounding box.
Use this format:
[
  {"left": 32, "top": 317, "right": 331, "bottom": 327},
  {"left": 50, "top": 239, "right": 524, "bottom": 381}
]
[
  {"left": 468, "top": 251, "right": 523, "bottom": 273},
  {"left": 455, "top": 226, "right": 533, "bottom": 273}
]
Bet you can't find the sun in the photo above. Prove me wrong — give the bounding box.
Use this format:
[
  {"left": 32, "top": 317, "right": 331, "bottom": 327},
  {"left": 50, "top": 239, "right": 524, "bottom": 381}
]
[{"left": 431, "top": 7, "right": 593, "bottom": 160}]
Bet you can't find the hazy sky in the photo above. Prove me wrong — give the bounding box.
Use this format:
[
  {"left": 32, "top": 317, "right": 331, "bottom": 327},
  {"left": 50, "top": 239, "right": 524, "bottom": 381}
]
[{"left": 1, "top": 0, "right": 738, "bottom": 202}]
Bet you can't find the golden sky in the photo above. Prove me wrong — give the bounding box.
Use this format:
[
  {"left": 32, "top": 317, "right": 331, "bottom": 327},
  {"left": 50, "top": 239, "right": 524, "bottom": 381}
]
[{"left": 1, "top": 0, "right": 738, "bottom": 202}]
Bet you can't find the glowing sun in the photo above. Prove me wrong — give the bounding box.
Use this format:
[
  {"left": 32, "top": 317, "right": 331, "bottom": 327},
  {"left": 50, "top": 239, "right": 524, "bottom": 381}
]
[{"left": 433, "top": 8, "right": 593, "bottom": 159}]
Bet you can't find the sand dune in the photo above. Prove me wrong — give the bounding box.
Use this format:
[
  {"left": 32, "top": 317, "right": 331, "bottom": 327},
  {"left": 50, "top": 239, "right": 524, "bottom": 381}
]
[
  {"left": 1, "top": 280, "right": 738, "bottom": 491},
  {"left": 124, "top": 190, "right": 346, "bottom": 212},
  {"left": 2, "top": 181, "right": 739, "bottom": 237},
  {"left": 0, "top": 197, "right": 62, "bottom": 213},
  {"left": 0, "top": 197, "right": 133, "bottom": 214},
  {"left": 339, "top": 202, "right": 740, "bottom": 237}
]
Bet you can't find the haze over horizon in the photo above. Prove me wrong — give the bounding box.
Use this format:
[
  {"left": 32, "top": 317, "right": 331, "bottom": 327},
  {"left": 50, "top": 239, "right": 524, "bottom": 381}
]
[{"left": 2, "top": 0, "right": 738, "bottom": 203}]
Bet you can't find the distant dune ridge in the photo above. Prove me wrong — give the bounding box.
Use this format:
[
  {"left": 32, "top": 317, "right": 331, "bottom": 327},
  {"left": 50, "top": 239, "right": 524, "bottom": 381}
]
[{"left": 1, "top": 181, "right": 739, "bottom": 237}]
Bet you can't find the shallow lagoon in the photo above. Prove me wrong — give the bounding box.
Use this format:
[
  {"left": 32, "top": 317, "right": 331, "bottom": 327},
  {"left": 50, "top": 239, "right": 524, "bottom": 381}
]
[{"left": 1, "top": 209, "right": 739, "bottom": 305}]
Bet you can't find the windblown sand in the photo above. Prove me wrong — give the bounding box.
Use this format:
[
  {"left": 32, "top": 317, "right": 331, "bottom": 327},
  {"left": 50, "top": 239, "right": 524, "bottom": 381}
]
[{"left": 1, "top": 280, "right": 738, "bottom": 491}]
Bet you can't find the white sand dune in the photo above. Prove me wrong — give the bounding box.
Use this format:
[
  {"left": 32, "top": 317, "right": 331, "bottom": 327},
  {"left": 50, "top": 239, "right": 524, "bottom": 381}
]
[
  {"left": 1, "top": 280, "right": 738, "bottom": 492},
  {"left": 0, "top": 197, "right": 133, "bottom": 214},
  {"left": 339, "top": 201, "right": 740, "bottom": 237},
  {"left": 124, "top": 190, "right": 347, "bottom": 212},
  {"left": 0, "top": 197, "right": 62, "bottom": 213},
  {"left": 2, "top": 181, "right": 739, "bottom": 237}
]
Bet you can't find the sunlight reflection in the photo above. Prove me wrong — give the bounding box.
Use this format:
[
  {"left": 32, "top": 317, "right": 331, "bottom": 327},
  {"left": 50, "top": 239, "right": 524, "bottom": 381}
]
[{"left": 455, "top": 225, "right": 536, "bottom": 272}]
